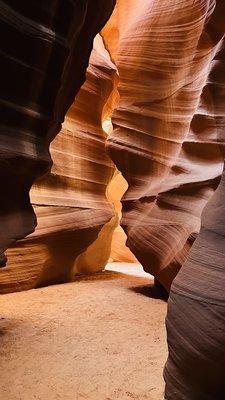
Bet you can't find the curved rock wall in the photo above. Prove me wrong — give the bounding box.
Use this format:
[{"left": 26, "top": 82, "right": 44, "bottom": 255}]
[
  {"left": 102, "top": 0, "right": 224, "bottom": 290},
  {"left": 0, "top": 1, "right": 116, "bottom": 292}
]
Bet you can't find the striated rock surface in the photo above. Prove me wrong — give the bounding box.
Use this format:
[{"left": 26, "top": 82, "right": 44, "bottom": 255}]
[
  {"left": 0, "top": 2, "right": 116, "bottom": 293},
  {"left": 102, "top": 0, "right": 224, "bottom": 289}
]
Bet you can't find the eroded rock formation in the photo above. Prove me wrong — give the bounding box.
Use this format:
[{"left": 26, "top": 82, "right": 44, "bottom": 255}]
[
  {"left": 0, "top": 1, "right": 116, "bottom": 292},
  {"left": 102, "top": 0, "right": 224, "bottom": 290}
]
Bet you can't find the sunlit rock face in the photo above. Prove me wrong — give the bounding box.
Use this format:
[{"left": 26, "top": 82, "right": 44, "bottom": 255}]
[
  {"left": 0, "top": 1, "right": 116, "bottom": 292},
  {"left": 102, "top": 0, "right": 224, "bottom": 290},
  {"left": 107, "top": 170, "right": 138, "bottom": 263}
]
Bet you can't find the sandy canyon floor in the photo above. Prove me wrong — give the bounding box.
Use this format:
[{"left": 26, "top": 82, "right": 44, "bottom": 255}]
[{"left": 0, "top": 263, "right": 167, "bottom": 400}]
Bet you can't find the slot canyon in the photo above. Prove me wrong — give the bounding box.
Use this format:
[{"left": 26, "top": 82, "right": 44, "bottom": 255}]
[{"left": 0, "top": 1, "right": 224, "bottom": 399}]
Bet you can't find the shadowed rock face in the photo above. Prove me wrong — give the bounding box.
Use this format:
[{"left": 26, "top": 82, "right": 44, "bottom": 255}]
[
  {"left": 0, "top": 1, "right": 116, "bottom": 291},
  {"left": 165, "top": 171, "right": 225, "bottom": 399},
  {"left": 102, "top": 0, "right": 225, "bottom": 290}
]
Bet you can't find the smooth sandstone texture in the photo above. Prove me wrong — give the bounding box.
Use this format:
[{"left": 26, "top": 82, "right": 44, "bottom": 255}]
[
  {"left": 102, "top": 0, "right": 224, "bottom": 290},
  {"left": 0, "top": 1, "right": 116, "bottom": 292},
  {"left": 165, "top": 1, "right": 225, "bottom": 398}
]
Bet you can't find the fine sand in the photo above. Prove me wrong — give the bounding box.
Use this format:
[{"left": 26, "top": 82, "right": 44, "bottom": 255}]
[{"left": 0, "top": 263, "right": 167, "bottom": 400}]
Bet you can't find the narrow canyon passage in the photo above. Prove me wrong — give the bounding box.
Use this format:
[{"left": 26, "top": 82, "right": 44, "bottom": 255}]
[
  {"left": 0, "top": 265, "right": 167, "bottom": 400},
  {"left": 1, "top": 1, "right": 225, "bottom": 399}
]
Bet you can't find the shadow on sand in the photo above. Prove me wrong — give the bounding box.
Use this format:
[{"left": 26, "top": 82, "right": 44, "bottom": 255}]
[{"left": 130, "top": 284, "right": 168, "bottom": 301}]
